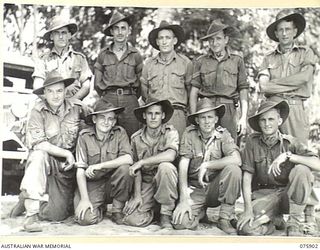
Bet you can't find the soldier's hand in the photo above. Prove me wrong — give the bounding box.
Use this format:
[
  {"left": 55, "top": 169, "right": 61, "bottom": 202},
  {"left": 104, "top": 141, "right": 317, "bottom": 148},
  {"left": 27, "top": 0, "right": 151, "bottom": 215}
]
[
  {"left": 75, "top": 199, "right": 93, "bottom": 221},
  {"left": 129, "top": 162, "right": 143, "bottom": 177},
  {"left": 268, "top": 152, "right": 287, "bottom": 176},
  {"left": 197, "top": 162, "right": 209, "bottom": 188},
  {"left": 237, "top": 116, "right": 247, "bottom": 136},
  {"left": 64, "top": 151, "right": 75, "bottom": 171},
  {"left": 237, "top": 210, "right": 254, "bottom": 231},
  {"left": 123, "top": 196, "right": 142, "bottom": 215},
  {"left": 85, "top": 165, "right": 100, "bottom": 179},
  {"left": 172, "top": 200, "right": 193, "bottom": 225}
]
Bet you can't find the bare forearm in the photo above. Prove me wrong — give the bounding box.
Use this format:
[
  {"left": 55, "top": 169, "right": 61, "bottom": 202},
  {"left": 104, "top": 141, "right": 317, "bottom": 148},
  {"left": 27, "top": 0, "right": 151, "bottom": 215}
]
[
  {"left": 239, "top": 89, "right": 248, "bottom": 118},
  {"left": 205, "top": 151, "right": 241, "bottom": 171},
  {"left": 133, "top": 171, "right": 142, "bottom": 197},
  {"left": 178, "top": 157, "right": 190, "bottom": 201},
  {"left": 76, "top": 168, "right": 90, "bottom": 200},
  {"left": 34, "top": 141, "right": 71, "bottom": 159},
  {"left": 141, "top": 149, "right": 176, "bottom": 169},
  {"left": 242, "top": 171, "right": 253, "bottom": 211},
  {"left": 94, "top": 154, "right": 133, "bottom": 170},
  {"left": 189, "top": 87, "right": 199, "bottom": 114},
  {"left": 73, "top": 79, "right": 90, "bottom": 100},
  {"left": 290, "top": 154, "right": 320, "bottom": 172}
]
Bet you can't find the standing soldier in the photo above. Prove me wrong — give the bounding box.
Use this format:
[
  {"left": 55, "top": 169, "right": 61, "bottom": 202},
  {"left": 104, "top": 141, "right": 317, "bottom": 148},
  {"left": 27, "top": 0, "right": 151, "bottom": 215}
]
[
  {"left": 238, "top": 100, "right": 320, "bottom": 236},
  {"left": 141, "top": 21, "right": 193, "bottom": 138},
  {"left": 94, "top": 10, "right": 143, "bottom": 138},
  {"left": 258, "top": 10, "right": 316, "bottom": 144},
  {"left": 74, "top": 99, "right": 133, "bottom": 225},
  {"left": 33, "top": 15, "right": 92, "bottom": 100},
  {"left": 122, "top": 98, "right": 179, "bottom": 228},
  {"left": 189, "top": 20, "right": 249, "bottom": 141},
  {"left": 172, "top": 98, "right": 242, "bottom": 234},
  {"left": 10, "top": 71, "right": 88, "bottom": 232}
]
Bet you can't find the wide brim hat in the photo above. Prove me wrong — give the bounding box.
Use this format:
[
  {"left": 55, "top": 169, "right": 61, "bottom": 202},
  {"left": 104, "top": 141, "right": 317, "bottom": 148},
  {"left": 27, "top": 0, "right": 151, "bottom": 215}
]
[
  {"left": 148, "top": 20, "right": 185, "bottom": 51},
  {"left": 188, "top": 98, "right": 226, "bottom": 125},
  {"left": 43, "top": 15, "right": 78, "bottom": 40},
  {"left": 266, "top": 11, "right": 306, "bottom": 42},
  {"left": 103, "top": 10, "right": 134, "bottom": 36},
  {"left": 200, "top": 20, "right": 234, "bottom": 40},
  {"left": 85, "top": 98, "right": 125, "bottom": 125},
  {"left": 248, "top": 100, "right": 289, "bottom": 132},
  {"left": 134, "top": 98, "right": 174, "bottom": 124},
  {"left": 33, "top": 71, "right": 75, "bottom": 95}
]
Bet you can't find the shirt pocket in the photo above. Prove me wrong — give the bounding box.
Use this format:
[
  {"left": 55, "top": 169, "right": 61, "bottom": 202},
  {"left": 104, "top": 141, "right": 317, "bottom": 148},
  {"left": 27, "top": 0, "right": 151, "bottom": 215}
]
[
  {"left": 200, "top": 68, "right": 216, "bottom": 90},
  {"left": 254, "top": 154, "right": 268, "bottom": 184},
  {"left": 222, "top": 64, "right": 238, "bottom": 89},
  {"left": 105, "top": 146, "right": 118, "bottom": 161},
  {"left": 287, "top": 56, "right": 302, "bottom": 74},
  {"left": 267, "top": 61, "right": 282, "bottom": 79},
  {"left": 147, "top": 72, "right": 162, "bottom": 93},
  {"left": 123, "top": 57, "right": 136, "bottom": 80},
  {"left": 170, "top": 68, "right": 185, "bottom": 90},
  {"left": 70, "top": 63, "right": 82, "bottom": 81},
  {"left": 102, "top": 57, "right": 117, "bottom": 80},
  {"left": 88, "top": 147, "right": 101, "bottom": 165}
]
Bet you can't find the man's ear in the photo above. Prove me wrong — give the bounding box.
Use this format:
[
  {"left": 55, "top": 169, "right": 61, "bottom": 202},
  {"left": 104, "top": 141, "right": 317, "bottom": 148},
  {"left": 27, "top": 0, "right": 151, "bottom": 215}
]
[
  {"left": 225, "top": 35, "right": 229, "bottom": 44},
  {"left": 162, "top": 112, "right": 165, "bottom": 120},
  {"left": 92, "top": 115, "right": 97, "bottom": 124},
  {"left": 143, "top": 112, "right": 146, "bottom": 120},
  {"left": 49, "top": 32, "right": 53, "bottom": 41},
  {"left": 278, "top": 117, "right": 283, "bottom": 126},
  {"left": 195, "top": 117, "right": 199, "bottom": 124},
  {"left": 173, "top": 36, "right": 178, "bottom": 46}
]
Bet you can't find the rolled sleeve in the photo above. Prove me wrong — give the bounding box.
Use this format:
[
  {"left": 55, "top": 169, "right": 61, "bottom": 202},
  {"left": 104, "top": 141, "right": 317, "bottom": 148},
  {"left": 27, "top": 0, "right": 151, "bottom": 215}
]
[
  {"left": 32, "top": 58, "right": 46, "bottom": 80},
  {"left": 94, "top": 52, "right": 104, "bottom": 72},
  {"left": 190, "top": 58, "right": 201, "bottom": 89},
  {"left": 237, "top": 58, "right": 249, "bottom": 90},
  {"left": 164, "top": 129, "right": 179, "bottom": 153},
  {"left": 75, "top": 135, "right": 89, "bottom": 169},
  {"left": 301, "top": 47, "right": 317, "bottom": 69},
  {"left": 26, "top": 109, "right": 47, "bottom": 149},
  {"left": 185, "top": 60, "right": 193, "bottom": 87},
  {"left": 118, "top": 128, "right": 133, "bottom": 158},
  {"left": 221, "top": 130, "right": 239, "bottom": 156},
  {"left": 78, "top": 57, "right": 93, "bottom": 84},
  {"left": 241, "top": 136, "right": 255, "bottom": 174},
  {"left": 180, "top": 131, "right": 193, "bottom": 159},
  {"left": 257, "top": 57, "right": 270, "bottom": 79}
]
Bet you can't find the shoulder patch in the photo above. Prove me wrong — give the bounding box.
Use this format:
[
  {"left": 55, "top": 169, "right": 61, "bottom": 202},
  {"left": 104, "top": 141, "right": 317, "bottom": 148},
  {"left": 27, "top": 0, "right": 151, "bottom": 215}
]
[
  {"left": 177, "top": 53, "right": 191, "bottom": 62},
  {"left": 282, "top": 133, "right": 295, "bottom": 143},
  {"left": 131, "top": 128, "right": 143, "bottom": 140},
  {"left": 229, "top": 50, "right": 243, "bottom": 58},
  {"left": 38, "top": 49, "right": 51, "bottom": 59},
  {"left": 216, "top": 126, "right": 225, "bottom": 133},
  {"left": 79, "top": 127, "right": 94, "bottom": 136},
  {"left": 265, "top": 49, "right": 276, "bottom": 56},
  {"left": 185, "top": 124, "right": 198, "bottom": 132}
]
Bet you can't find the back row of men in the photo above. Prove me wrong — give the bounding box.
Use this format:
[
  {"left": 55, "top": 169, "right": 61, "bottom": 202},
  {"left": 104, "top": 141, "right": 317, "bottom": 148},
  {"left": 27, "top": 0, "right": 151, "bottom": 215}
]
[{"left": 9, "top": 9, "right": 319, "bottom": 236}]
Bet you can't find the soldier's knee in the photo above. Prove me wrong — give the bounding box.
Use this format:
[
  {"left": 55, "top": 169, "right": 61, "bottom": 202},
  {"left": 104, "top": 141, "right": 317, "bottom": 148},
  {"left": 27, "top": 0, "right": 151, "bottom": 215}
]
[
  {"left": 76, "top": 209, "right": 102, "bottom": 226},
  {"left": 223, "top": 164, "right": 241, "bottom": 179},
  {"left": 173, "top": 213, "right": 198, "bottom": 230},
  {"left": 123, "top": 209, "right": 153, "bottom": 227},
  {"left": 158, "top": 162, "right": 176, "bottom": 175},
  {"left": 289, "top": 164, "right": 312, "bottom": 180},
  {"left": 237, "top": 221, "right": 275, "bottom": 236},
  {"left": 28, "top": 150, "right": 49, "bottom": 163},
  {"left": 117, "top": 164, "right": 130, "bottom": 176}
]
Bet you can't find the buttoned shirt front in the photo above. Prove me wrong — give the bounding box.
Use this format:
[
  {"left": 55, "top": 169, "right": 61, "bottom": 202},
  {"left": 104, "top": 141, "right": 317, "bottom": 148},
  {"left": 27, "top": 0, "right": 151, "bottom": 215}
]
[
  {"left": 33, "top": 46, "right": 92, "bottom": 92},
  {"left": 191, "top": 47, "right": 248, "bottom": 99},
  {"left": 94, "top": 43, "right": 143, "bottom": 92},
  {"left": 75, "top": 126, "right": 132, "bottom": 169},
  {"left": 26, "top": 99, "right": 86, "bottom": 151},
  {"left": 242, "top": 132, "right": 317, "bottom": 188},
  {"left": 141, "top": 51, "right": 193, "bottom": 107},
  {"left": 259, "top": 44, "right": 316, "bottom": 98}
]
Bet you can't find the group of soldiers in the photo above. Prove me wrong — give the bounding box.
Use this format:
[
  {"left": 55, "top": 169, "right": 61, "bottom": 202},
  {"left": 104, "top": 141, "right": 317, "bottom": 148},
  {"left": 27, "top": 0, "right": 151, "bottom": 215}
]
[{"left": 9, "top": 9, "right": 320, "bottom": 237}]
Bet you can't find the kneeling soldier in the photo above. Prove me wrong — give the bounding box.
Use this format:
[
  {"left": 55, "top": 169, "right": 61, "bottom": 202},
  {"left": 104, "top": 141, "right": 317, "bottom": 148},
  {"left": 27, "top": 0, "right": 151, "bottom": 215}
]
[
  {"left": 238, "top": 100, "right": 320, "bottom": 236},
  {"left": 74, "top": 99, "right": 133, "bottom": 225},
  {"left": 122, "top": 98, "right": 179, "bottom": 228},
  {"left": 172, "top": 98, "right": 242, "bottom": 234}
]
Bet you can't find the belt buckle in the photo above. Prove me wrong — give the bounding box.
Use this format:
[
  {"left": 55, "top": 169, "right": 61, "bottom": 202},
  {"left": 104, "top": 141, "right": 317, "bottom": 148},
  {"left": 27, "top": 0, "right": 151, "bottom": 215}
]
[{"left": 116, "top": 88, "right": 124, "bottom": 95}]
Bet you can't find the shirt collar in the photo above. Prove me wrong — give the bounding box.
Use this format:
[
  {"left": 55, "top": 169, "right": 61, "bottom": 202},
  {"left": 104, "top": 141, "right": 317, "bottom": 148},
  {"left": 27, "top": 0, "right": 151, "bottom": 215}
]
[
  {"left": 50, "top": 45, "right": 73, "bottom": 57},
  {"left": 140, "top": 124, "right": 167, "bottom": 144},
  {"left": 259, "top": 130, "right": 283, "bottom": 147},
  {"left": 208, "top": 46, "right": 231, "bottom": 61},
  {"left": 196, "top": 127, "right": 222, "bottom": 142},
  {"left": 275, "top": 43, "right": 300, "bottom": 54},
  {"left": 87, "top": 125, "right": 118, "bottom": 142},
  {"left": 155, "top": 51, "right": 177, "bottom": 64},
  {"left": 106, "top": 42, "right": 137, "bottom": 54},
  {"left": 38, "top": 98, "right": 74, "bottom": 115}
]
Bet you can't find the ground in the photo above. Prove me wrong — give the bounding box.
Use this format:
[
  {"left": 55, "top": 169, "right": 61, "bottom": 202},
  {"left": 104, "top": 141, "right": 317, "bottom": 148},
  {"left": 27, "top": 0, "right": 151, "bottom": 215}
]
[{"left": 1, "top": 195, "right": 319, "bottom": 237}]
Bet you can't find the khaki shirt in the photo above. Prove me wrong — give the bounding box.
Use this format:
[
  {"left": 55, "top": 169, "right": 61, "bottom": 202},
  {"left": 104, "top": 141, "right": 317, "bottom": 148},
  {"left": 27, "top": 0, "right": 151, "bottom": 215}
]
[
  {"left": 141, "top": 51, "right": 193, "bottom": 107},
  {"left": 26, "top": 99, "right": 86, "bottom": 151},
  {"left": 75, "top": 126, "right": 132, "bottom": 169},
  {"left": 241, "top": 132, "right": 317, "bottom": 188},
  {"left": 191, "top": 47, "right": 248, "bottom": 99},
  {"left": 33, "top": 46, "right": 92, "bottom": 95},
  {"left": 258, "top": 44, "right": 316, "bottom": 98},
  {"left": 94, "top": 43, "right": 143, "bottom": 93},
  {"left": 131, "top": 124, "right": 179, "bottom": 182}
]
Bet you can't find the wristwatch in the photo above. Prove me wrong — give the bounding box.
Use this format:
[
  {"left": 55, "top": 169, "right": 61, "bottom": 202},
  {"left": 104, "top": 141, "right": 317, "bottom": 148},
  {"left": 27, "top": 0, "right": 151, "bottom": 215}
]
[{"left": 286, "top": 151, "right": 292, "bottom": 161}]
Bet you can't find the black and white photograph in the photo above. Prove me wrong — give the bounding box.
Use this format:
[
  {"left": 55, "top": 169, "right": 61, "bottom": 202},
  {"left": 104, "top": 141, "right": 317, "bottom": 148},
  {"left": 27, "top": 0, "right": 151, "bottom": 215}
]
[{"left": 1, "top": 1, "right": 320, "bottom": 241}]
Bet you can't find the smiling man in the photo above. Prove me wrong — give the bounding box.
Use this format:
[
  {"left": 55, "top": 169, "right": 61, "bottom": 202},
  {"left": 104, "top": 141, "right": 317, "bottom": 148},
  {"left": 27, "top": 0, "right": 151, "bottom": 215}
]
[
  {"left": 172, "top": 98, "right": 241, "bottom": 234},
  {"left": 258, "top": 10, "right": 316, "bottom": 143},
  {"left": 121, "top": 98, "right": 179, "bottom": 228},
  {"left": 94, "top": 10, "right": 143, "bottom": 137},
  {"left": 238, "top": 100, "right": 320, "bottom": 236},
  {"left": 10, "top": 71, "right": 88, "bottom": 232},
  {"left": 189, "top": 20, "right": 249, "bottom": 141},
  {"left": 74, "top": 99, "right": 133, "bottom": 226},
  {"left": 33, "top": 15, "right": 92, "bottom": 100},
  {"left": 141, "top": 21, "right": 193, "bottom": 138}
]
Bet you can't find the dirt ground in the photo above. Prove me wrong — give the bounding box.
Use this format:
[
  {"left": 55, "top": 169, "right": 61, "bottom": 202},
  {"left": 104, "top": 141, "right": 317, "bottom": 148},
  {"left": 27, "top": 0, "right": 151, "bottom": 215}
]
[{"left": 1, "top": 194, "right": 319, "bottom": 237}]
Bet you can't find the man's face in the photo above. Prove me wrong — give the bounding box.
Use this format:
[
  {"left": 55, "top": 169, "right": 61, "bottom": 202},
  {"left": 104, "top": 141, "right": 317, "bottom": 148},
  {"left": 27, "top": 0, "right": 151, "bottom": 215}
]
[
  {"left": 44, "top": 82, "right": 66, "bottom": 110},
  {"left": 93, "top": 112, "right": 116, "bottom": 134},
  {"left": 258, "top": 108, "right": 283, "bottom": 136},
  {"left": 50, "top": 27, "right": 71, "bottom": 49},
  {"left": 195, "top": 110, "right": 218, "bottom": 135},
  {"left": 209, "top": 30, "right": 229, "bottom": 55},
  {"left": 111, "top": 21, "right": 130, "bottom": 43},
  {"left": 156, "top": 29, "right": 177, "bottom": 54},
  {"left": 143, "top": 104, "right": 165, "bottom": 129},
  {"left": 274, "top": 20, "right": 297, "bottom": 47}
]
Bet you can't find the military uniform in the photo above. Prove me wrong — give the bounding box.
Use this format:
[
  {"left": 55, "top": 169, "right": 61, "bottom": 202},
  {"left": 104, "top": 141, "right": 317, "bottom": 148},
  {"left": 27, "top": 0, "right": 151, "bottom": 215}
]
[
  {"left": 240, "top": 132, "right": 319, "bottom": 235},
  {"left": 33, "top": 46, "right": 93, "bottom": 98},
  {"left": 141, "top": 52, "right": 193, "bottom": 137},
  {"left": 123, "top": 124, "right": 179, "bottom": 227},
  {"left": 173, "top": 125, "right": 241, "bottom": 229},
  {"left": 191, "top": 47, "right": 248, "bottom": 140},
  {"left": 258, "top": 44, "right": 316, "bottom": 143},
  {"left": 94, "top": 43, "right": 143, "bottom": 137},
  {"left": 20, "top": 98, "right": 86, "bottom": 221},
  {"left": 74, "top": 126, "right": 133, "bottom": 225}
]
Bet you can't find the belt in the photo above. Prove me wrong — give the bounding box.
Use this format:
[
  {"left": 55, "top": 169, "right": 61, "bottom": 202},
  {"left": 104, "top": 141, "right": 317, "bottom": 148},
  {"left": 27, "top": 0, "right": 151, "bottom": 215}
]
[
  {"left": 102, "top": 87, "right": 135, "bottom": 96},
  {"left": 268, "top": 95, "right": 305, "bottom": 105},
  {"left": 199, "top": 95, "right": 234, "bottom": 104},
  {"left": 258, "top": 183, "right": 285, "bottom": 189}
]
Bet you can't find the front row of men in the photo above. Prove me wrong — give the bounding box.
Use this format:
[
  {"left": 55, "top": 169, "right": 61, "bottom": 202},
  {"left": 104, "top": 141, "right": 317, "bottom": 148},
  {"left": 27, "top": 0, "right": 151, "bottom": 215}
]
[{"left": 10, "top": 72, "right": 320, "bottom": 236}]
